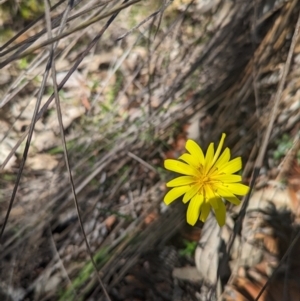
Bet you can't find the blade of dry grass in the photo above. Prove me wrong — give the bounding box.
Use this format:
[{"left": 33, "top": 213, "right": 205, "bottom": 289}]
[
  {"left": 0, "top": 0, "right": 65, "bottom": 52},
  {"left": 0, "top": 2, "right": 140, "bottom": 171},
  {"left": 0, "top": 0, "right": 141, "bottom": 68},
  {"left": 0, "top": 0, "right": 113, "bottom": 59},
  {"left": 44, "top": 0, "right": 111, "bottom": 298},
  {"left": 1, "top": 0, "right": 78, "bottom": 242},
  {"left": 0, "top": 47, "right": 52, "bottom": 242}
]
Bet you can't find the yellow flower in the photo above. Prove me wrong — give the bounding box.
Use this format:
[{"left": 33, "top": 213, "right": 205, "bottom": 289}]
[{"left": 164, "top": 133, "right": 249, "bottom": 227}]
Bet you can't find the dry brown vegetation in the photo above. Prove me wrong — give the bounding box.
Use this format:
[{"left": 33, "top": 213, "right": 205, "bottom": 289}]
[{"left": 0, "top": 0, "right": 300, "bottom": 300}]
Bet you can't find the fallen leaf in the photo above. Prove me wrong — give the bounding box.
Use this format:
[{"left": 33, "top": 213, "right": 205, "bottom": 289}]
[
  {"left": 172, "top": 266, "right": 202, "bottom": 282},
  {"left": 26, "top": 154, "right": 58, "bottom": 170},
  {"left": 144, "top": 211, "right": 158, "bottom": 225},
  {"left": 104, "top": 215, "right": 117, "bottom": 229},
  {"left": 10, "top": 206, "right": 25, "bottom": 217}
]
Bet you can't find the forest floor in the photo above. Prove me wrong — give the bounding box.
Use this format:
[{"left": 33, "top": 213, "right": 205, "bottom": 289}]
[{"left": 0, "top": 0, "right": 300, "bottom": 300}]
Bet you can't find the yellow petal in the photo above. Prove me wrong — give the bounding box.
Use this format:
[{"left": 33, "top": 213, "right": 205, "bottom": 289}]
[
  {"left": 225, "top": 183, "right": 249, "bottom": 195},
  {"left": 164, "top": 159, "right": 199, "bottom": 176},
  {"left": 214, "top": 148, "right": 231, "bottom": 170},
  {"left": 214, "top": 201, "right": 226, "bottom": 227},
  {"left": 166, "top": 176, "right": 196, "bottom": 187},
  {"left": 212, "top": 133, "right": 226, "bottom": 165},
  {"left": 204, "top": 143, "right": 214, "bottom": 173},
  {"left": 211, "top": 174, "right": 242, "bottom": 183},
  {"left": 187, "top": 193, "right": 203, "bottom": 226},
  {"left": 214, "top": 185, "right": 241, "bottom": 205},
  {"left": 182, "top": 184, "right": 199, "bottom": 203},
  {"left": 164, "top": 186, "right": 190, "bottom": 205},
  {"left": 204, "top": 185, "right": 219, "bottom": 209},
  {"left": 179, "top": 153, "right": 199, "bottom": 168},
  {"left": 199, "top": 201, "right": 210, "bottom": 222},
  {"left": 185, "top": 140, "right": 205, "bottom": 164},
  {"left": 220, "top": 157, "right": 242, "bottom": 174}
]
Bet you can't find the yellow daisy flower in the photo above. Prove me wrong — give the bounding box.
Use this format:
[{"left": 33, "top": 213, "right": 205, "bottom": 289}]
[{"left": 164, "top": 133, "right": 249, "bottom": 227}]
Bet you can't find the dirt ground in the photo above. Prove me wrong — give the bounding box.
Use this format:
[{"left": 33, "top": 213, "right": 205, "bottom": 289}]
[{"left": 1, "top": 0, "right": 300, "bottom": 300}]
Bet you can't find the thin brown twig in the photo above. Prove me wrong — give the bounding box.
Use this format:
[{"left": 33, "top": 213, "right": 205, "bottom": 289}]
[
  {"left": 0, "top": 40, "right": 52, "bottom": 242},
  {"left": 0, "top": 1, "right": 140, "bottom": 171},
  {"left": 0, "top": 0, "right": 65, "bottom": 51},
  {"left": 127, "top": 151, "right": 157, "bottom": 173},
  {"left": 44, "top": 0, "right": 115, "bottom": 298},
  {"left": 0, "top": 2, "right": 111, "bottom": 109},
  {"left": 0, "top": 0, "right": 141, "bottom": 68},
  {"left": 255, "top": 13, "right": 299, "bottom": 169},
  {"left": 253, "top": 8, "right": 300, "bottom": 301},
  {"left": 0, "top": 0, "right": 76, "bottom": 243},
  {"left": 48, "top": 226, "right": 75, "bottom": 295},
  {"left": 116, "top": 9, "right": 161, "bottom": 41},
  {"left": 0, "top": 0, "right": 113, "bottom": 58}
]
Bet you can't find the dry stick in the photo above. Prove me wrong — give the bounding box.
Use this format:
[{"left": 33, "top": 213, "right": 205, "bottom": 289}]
[
  {"left": 44, "top": 1, "right": 111, "bottom": 299},
  {"left": 0, "top": 0, "right": 135, "bottom": 249},
  {"left": 0, "top": 53, "right": 47, "bottom": 108},
  {"left": 1, "top": 1, "right": 83, "bottom": 59},
  {"left": 0, "top": 0, "right": 139, "bottom": 170},
  {"left": 59, "top": 1, "right": 113, "bottom": 61},
  {"left": 116, "top": 0, "right": 188, "bottom": 115},
  {"left": 252, "top": 0, "right": 261, "bottom": 120},
  {"left": 158, "top": 0, "right": 240, "bottom": 111},
  {"left": 1, "top": 2, "right": 109, "bottom": 108},
  {"left": 0, "top": 0, "right": 65, "bottom": 52},
  {"left": 0, "top": 0, "right": 170, "bottom": 254},
  {"left": 276, "top": 133, "right": 300, "bottom": 181},
  {"left": 153, "top": 0, "right": 170, "bottom": 41},
  {"left": 7, "top": 250, "right": 17, "bottom": 301},
  {"left": 65, "top": 0, "right": 114, "bottom": 24},
  {"left": 127, "top": 151, "right": 157, "bottom": 173},
  {"left": 146, "top": 17, "right": 155, "bottom": 116},
  {"left": 48, "top": 226, "right": 75, "bottom": 296},
  {"left": 0, "top": 51, "right": 51, "bottom": 242},
  {"left": 0, "top": 0, "right": 76, "bottom": 242},
  {"left": 2, "top": 6, "right": 70, "bottom": 245},
  {"left": 145, "top": 0, "right": 172, "bottom": 116},
  {"left": 239, "top": 2, "right": 300, "bottom": 235},
  {"left": 218, "top": 6, "right": 300, "bottom": 301},
  {"left": 116, "top": 9, "right": 162, "bottom": 41},
  {"left": 0, "top": 0, "right": 141, "bottom": 68},
  {"left": 251, "top": 9, "right": 300, "bottom": 301},
  {"left": 93, "top": 3, "right": 169, "bottom": 108},
  {"left": 0, "top": 0, "right": 113, "bottom": 58}
]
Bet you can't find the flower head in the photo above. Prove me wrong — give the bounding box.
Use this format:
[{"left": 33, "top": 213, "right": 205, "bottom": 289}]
[{"left": 164, "top": 133, "right": 249, "bottom": 227}]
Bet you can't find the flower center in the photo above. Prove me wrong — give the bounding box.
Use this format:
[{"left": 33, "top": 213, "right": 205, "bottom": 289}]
[
  {"left": 196, "top": 165, "right": 220, "bottom": 194},
  {"left": 198, "top": 174, "right": 209, "bottom": 185}
]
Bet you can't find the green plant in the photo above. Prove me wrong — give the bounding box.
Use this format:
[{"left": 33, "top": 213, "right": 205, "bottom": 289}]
[
  {"left": 19, "top": 0, "right": 45, "bottom": 20},
  {"left": 59, "top": 247, "right": 110, "bottom": 301},
  {"left": 179, "top": 239, "right": 197, "bottom": 257},
  {"left": 273, "top": 134, "right": 293, "bottom": 161},
  {"left": 19, "top": 58, "right": 29, "bottom": 69}
]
